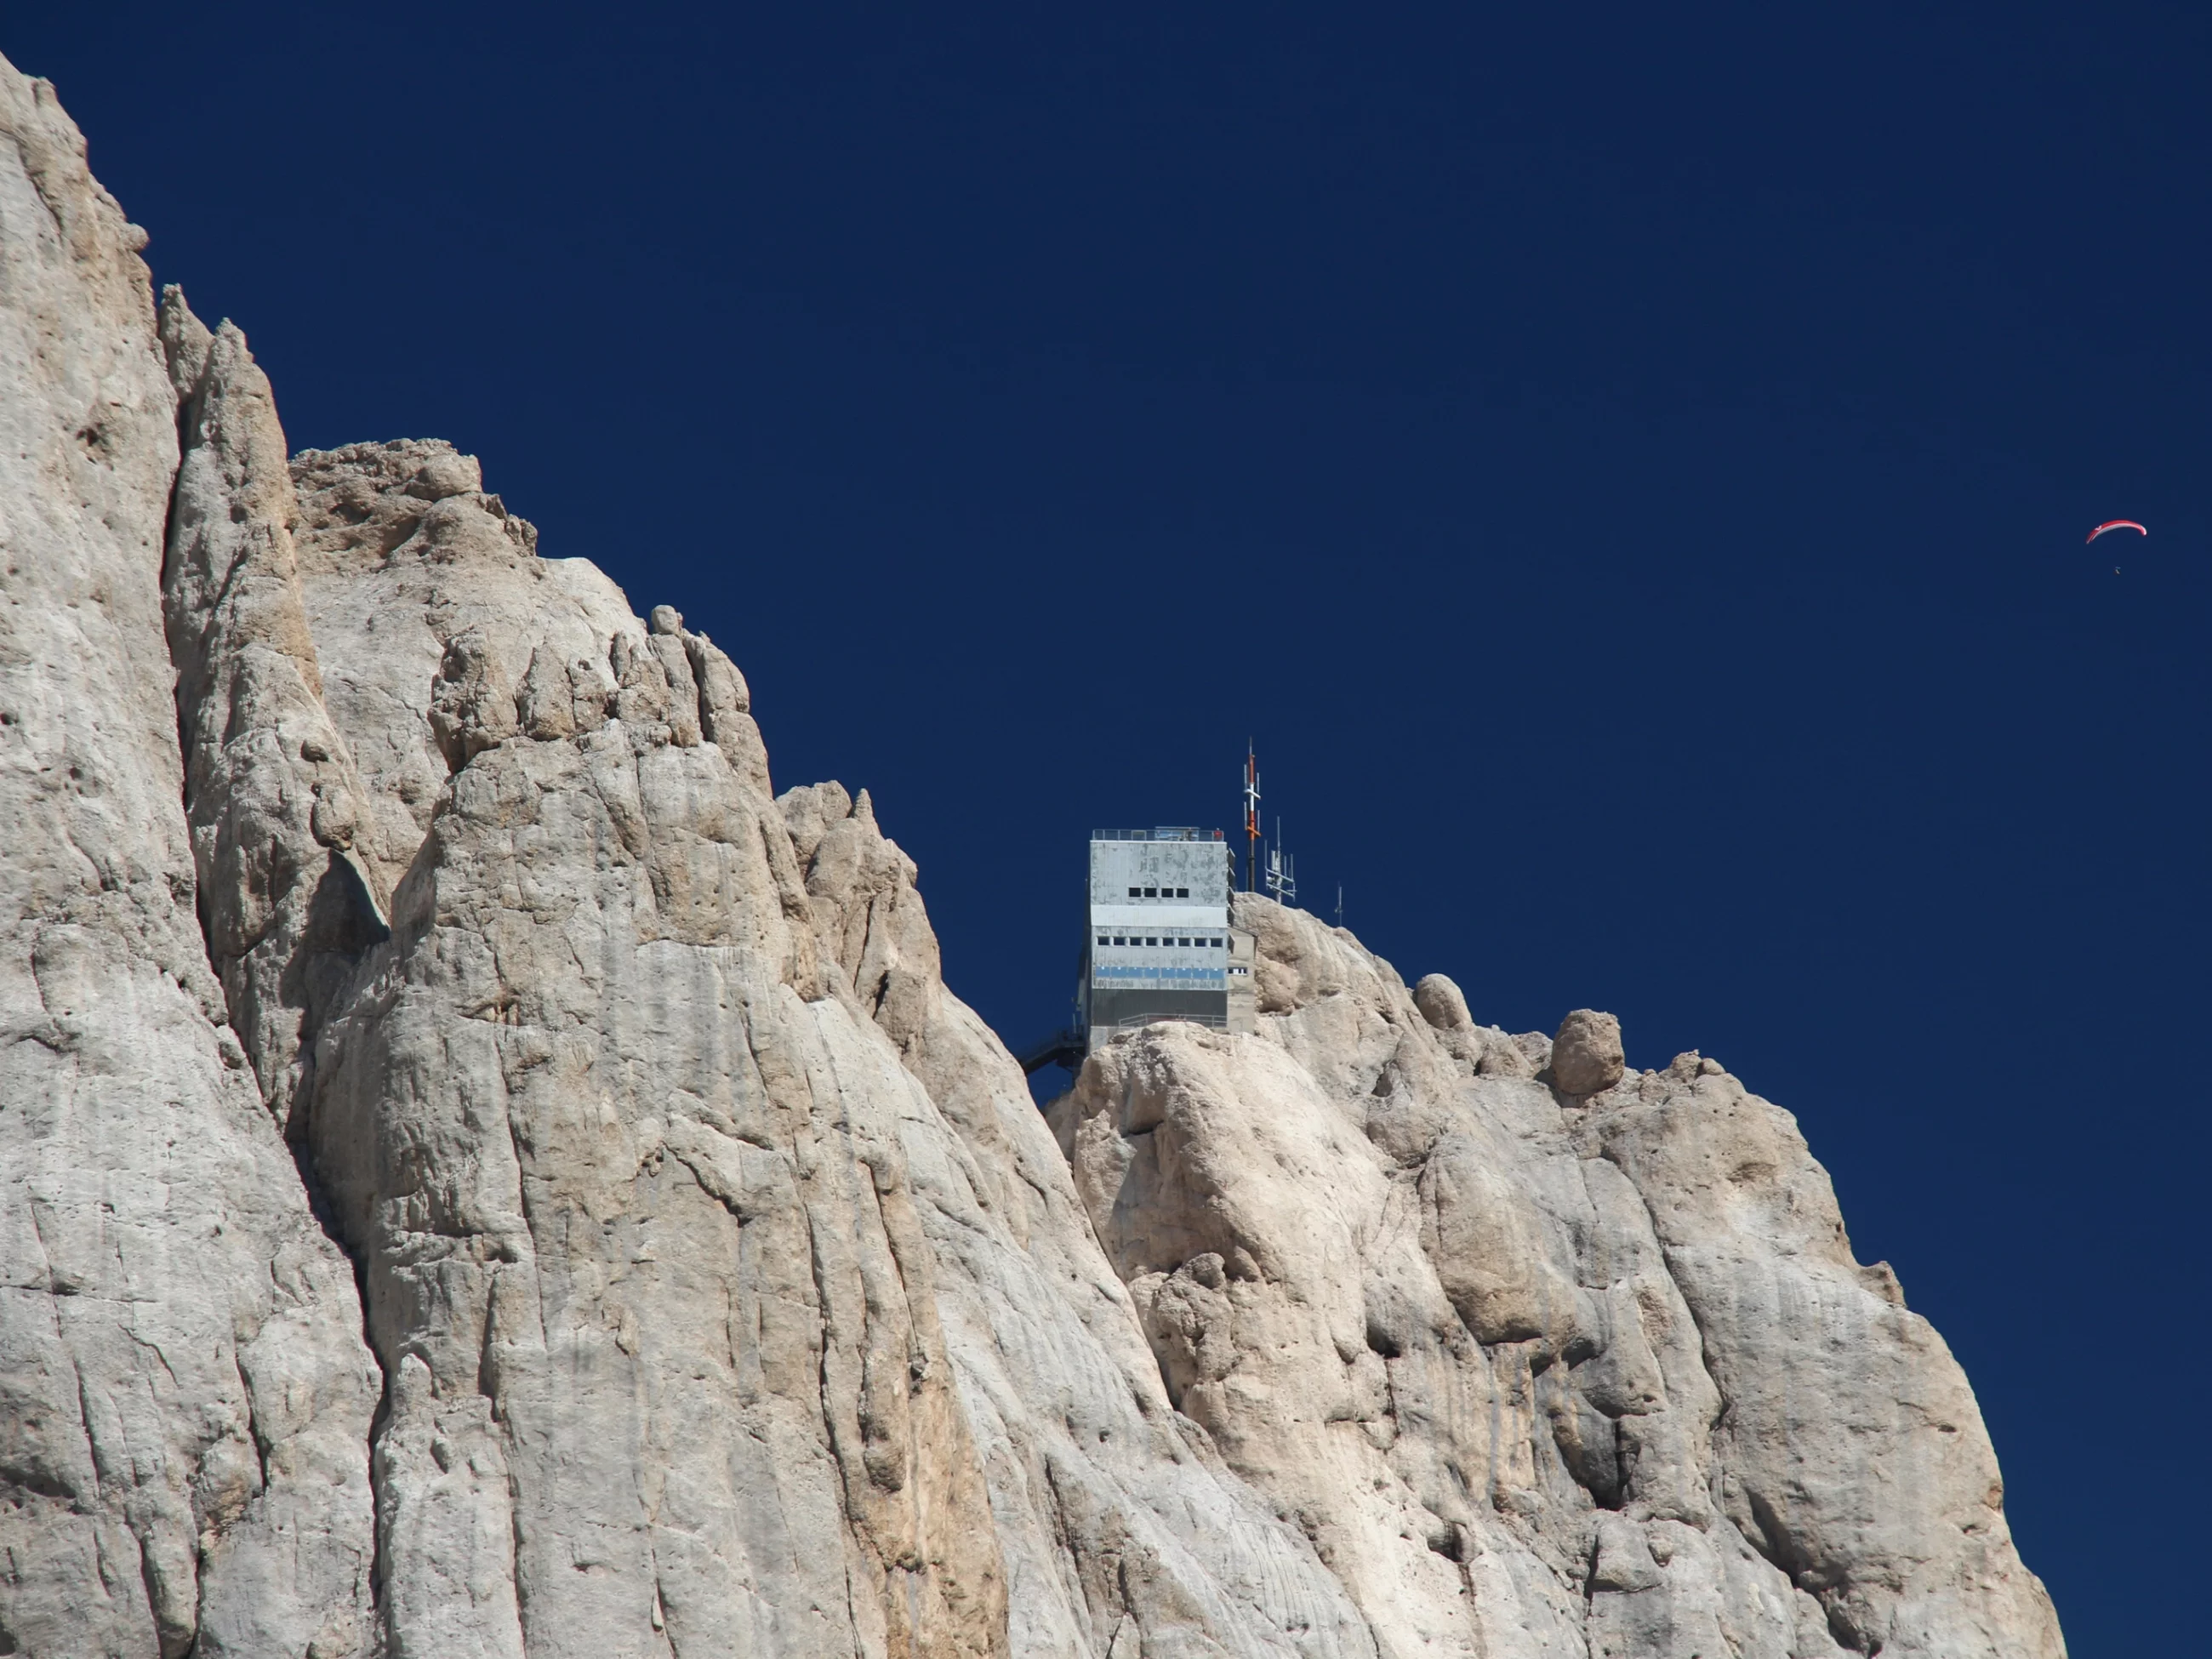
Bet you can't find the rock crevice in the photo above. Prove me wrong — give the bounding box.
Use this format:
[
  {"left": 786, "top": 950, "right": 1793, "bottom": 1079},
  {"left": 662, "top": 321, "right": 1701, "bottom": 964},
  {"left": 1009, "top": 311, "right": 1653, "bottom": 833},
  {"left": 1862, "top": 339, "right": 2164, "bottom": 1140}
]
[{"left": 0, "top": 58, "right": 379, "bottom": 1659}]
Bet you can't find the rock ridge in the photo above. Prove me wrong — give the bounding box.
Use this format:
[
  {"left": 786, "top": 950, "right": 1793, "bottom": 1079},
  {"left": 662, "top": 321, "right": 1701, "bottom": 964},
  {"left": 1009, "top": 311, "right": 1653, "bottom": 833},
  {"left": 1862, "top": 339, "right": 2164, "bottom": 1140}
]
[{"left": 1050, "top": 895, "right": 2064, "bottom": 1659}]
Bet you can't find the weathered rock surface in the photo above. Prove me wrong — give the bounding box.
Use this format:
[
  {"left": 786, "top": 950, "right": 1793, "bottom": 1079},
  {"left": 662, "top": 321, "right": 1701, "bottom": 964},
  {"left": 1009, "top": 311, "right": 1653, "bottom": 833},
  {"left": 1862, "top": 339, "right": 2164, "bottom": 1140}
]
[
  {"left": 274, "top": 437, "right": 1368, "bottom": 1657},
  {"left": 0, "top": 58, "right": 377, "bottom": 1659},
  {"left": 1550, "top": 1008, "right": 1624, "bottom": 1097},
  {"left": 1051, "top": 896, "right": 2066, "bottom": 1659},
  {"left": 0, "top": 51, "right": 2067, "bottom": 1659},
  {"left": 783, "top": 782, "right": 1377, "bottom": 1659},
  {"left": 159, "top": 290, "right": 390, "bottom": 1128},
  {"left": 286, "top": 442, "right": 1008, "bottom": 1659}
]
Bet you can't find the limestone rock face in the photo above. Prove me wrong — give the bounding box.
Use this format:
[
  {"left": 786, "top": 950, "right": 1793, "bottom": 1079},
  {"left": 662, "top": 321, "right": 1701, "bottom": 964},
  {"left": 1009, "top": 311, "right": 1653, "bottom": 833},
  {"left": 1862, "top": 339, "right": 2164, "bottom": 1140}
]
[
  {"left": 267, "top": 438, "right": 1367, "bottom": 1657},
  {"left": 159, "top": 289, "right": 390, "bottom": 1126},
  {"left": 783, "top": 782, "right": 1378, "bottom": 1658},
  {"left": 0, "top": 50, "right": 2067, "bottom": 1659},
  {"left": 0, "top": 58, "right": 377, "bottom": 1659},
  {"left": 286, "top": 445, "right": 1006, "bottom": 1659},
  {"left": 1051, "top": 896, "right": 2067, "bottom": 1659}
]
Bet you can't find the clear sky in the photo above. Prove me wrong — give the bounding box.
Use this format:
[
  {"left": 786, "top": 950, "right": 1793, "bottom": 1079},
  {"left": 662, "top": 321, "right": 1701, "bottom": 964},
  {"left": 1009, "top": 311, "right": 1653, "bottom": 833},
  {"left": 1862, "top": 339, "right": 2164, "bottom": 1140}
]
[{"left": 11, "top": 5, "right": 2204, "bottom": 1649}]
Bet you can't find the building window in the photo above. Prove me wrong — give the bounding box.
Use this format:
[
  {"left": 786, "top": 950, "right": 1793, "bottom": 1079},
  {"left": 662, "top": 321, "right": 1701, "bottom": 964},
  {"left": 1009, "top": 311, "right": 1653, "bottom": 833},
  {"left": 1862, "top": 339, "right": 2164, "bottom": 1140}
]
[
  {"left": 1176, "top": 887, "right": 1189, "bottom": 898},
  {"left": 1127, "top": 887, "right": 1141, "bottom": 898},
  {"left": 1097, "top": 935, "right": 1109, "bottom": 946},
  {"left": 1144, "top": 887, "right": 1158, "bottom": 898},
  {"left": 1113, "top": 936, "right": 1126, "bottom": 946},
  {"left": 1146, "top": 937, "right": 1159, "bottom": 947},
  {"left": 1178, "top": 937, "right": 1192, "bottom": 947}
]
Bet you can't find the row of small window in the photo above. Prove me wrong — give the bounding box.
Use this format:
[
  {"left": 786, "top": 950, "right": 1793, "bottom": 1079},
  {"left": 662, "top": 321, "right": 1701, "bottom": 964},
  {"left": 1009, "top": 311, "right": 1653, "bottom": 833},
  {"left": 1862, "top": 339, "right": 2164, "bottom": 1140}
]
[
  {"left": 1098, "top": 934, "right": 1227, "bottom": 949},
  {"left": 1126, "top": 885, "right": 1194, "bottom": 898}
]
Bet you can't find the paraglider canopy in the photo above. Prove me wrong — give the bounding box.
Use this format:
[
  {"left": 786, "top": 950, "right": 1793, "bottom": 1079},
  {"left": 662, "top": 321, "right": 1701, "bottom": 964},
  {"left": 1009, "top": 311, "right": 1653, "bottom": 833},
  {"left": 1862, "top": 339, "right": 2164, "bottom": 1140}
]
[{"left": 2087, "top": 519, "right": 2146, "bottom": 544}]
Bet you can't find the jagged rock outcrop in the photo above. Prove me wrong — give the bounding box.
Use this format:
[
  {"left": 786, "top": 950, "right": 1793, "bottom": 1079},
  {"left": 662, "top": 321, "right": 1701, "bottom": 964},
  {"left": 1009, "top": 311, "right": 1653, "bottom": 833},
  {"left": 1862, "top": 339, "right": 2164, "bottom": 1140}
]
[
  {"left": 159, "top": 292, "right": 390, "bottom": 1128},
  {"left": 0, "top": 59, "right": 378, "bottom": 1659},
  {"left": 1052, "top": 897, "right": 2066, "bottom": 1659},
  {"left": 283, "top": 440, "right": 1011, "bottom": 1659},
  {"left": 242, "top": 425, "right": 1369, "bottom": 1656},
  {"left": 0, "top": 51, "right": 2067, "bottom": 1659}
]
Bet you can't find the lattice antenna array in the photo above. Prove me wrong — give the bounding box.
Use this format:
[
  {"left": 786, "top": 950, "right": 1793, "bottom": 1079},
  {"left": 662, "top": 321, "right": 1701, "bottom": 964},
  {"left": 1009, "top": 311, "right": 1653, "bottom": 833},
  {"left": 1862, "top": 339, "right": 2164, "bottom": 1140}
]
[{"left": 1264, "top": 816, "right": 1297, "bottom": 905}]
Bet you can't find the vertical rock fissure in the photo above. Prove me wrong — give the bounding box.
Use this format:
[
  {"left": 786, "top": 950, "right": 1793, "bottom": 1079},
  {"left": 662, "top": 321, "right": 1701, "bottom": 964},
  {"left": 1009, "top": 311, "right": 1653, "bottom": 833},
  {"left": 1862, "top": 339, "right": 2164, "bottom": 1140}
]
[
  {"left": 145, "top": 287, "right": 389, "bottom": 1657},
  {"left": 362, "top": 1350, "right": 396, "bottom": 1650}
]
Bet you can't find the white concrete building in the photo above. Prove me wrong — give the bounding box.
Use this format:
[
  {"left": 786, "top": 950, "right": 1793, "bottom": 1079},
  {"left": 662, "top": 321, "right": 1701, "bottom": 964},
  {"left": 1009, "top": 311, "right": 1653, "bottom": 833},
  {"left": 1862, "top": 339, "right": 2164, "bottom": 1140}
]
[{"left": 1081, "top": 829, "right": 1254, "bottom": 1051}]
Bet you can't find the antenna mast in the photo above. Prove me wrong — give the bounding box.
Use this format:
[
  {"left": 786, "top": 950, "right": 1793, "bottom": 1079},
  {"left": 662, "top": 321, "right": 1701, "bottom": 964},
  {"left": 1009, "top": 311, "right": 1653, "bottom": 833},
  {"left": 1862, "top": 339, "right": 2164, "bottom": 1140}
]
[
  {"left": 1264, "top": 816, "right": 1297, "bottom": 905},
  {"left": 1243, "top": 742, "right": 1261, "bottom": 893}
]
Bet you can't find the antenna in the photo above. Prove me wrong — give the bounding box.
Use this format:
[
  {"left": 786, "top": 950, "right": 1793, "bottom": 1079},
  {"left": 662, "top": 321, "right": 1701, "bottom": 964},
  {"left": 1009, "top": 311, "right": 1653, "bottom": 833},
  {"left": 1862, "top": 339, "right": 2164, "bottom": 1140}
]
[
  {"left": 1335, "top": 885, "right": 1343, "bottom": 929},
  {"left": 1264, "top": 816, "right": 1297, "bottom": 905},
  {"left": 1243, "top": 742, "right": 1261, "bottom": 894}
]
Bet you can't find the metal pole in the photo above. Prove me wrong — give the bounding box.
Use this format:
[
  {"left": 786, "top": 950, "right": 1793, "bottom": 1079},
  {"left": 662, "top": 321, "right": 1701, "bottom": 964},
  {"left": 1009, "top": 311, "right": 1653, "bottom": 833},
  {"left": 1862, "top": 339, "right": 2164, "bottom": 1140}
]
[{"left": 1244, "top": 743, "right": 1259, "bottom": 894}]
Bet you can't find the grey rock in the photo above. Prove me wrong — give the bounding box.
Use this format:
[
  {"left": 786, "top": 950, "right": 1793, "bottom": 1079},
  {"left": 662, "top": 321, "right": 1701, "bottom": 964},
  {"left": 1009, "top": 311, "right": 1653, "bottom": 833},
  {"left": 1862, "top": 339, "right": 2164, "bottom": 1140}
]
[{"left": 0, "top": 56, "right": 377, "bottom": 1659}]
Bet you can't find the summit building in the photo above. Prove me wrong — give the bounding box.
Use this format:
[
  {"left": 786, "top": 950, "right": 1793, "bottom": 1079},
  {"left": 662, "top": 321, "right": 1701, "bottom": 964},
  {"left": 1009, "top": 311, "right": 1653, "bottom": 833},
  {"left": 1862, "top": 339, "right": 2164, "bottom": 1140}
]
[{"left": 1080, "top": 829, "right": 1256, "bottom": 1052}]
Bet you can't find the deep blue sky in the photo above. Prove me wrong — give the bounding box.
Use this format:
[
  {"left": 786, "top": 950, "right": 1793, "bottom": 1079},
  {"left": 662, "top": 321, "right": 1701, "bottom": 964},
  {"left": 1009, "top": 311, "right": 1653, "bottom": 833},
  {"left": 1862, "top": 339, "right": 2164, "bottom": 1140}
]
[{"left": 12, "top": 5, "right": 2203, "bottom": 1648}]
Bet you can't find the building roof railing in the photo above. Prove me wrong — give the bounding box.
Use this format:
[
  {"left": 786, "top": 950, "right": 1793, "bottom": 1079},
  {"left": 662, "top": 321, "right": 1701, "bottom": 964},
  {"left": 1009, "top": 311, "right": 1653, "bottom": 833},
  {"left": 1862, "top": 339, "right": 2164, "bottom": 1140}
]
[{"left": 1092, "top": 827, "right": 1223, "bottom": 842}]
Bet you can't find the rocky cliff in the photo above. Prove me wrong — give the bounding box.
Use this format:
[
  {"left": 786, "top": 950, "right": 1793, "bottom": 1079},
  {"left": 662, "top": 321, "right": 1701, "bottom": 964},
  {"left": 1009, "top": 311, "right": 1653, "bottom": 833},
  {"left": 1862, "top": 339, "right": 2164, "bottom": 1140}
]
[{"left": 0, "top": 56, "right": 2065, "bottom": 1659}]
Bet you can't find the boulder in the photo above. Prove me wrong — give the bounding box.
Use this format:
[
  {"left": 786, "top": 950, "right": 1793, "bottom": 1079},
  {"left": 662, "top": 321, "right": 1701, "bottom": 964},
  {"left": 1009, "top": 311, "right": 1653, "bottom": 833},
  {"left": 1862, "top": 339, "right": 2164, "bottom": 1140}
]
[
  {"left": 1413, "top": 972, "right": 1474, "bottom": 1032},
  {"left": 1553, "top": 1006, "right": 1626, "bottom": 1094}
]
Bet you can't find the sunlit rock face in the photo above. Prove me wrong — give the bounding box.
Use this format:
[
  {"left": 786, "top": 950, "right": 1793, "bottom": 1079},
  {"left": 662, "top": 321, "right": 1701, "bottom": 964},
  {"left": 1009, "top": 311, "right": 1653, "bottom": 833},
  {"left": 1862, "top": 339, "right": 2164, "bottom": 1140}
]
[
  {"left": 0, "top": 48, "right": 2066, "bottom": 1659},
  {"left": 1050, "top": 893, "right": 2066, "bottom": 1659},
  {"left": 271, "top": 428, "right": 1370, "bottom": 1659},
  {"left": 0, "top": 58, "right": 378, "bottom": 1659}
]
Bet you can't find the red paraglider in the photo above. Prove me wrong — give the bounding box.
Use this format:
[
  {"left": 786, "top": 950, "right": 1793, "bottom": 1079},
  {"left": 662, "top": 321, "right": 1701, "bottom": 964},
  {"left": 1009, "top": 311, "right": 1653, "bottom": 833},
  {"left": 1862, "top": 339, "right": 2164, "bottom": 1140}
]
[{"left": 2086, "top": 520, "right": 2146, "bottom": 544}]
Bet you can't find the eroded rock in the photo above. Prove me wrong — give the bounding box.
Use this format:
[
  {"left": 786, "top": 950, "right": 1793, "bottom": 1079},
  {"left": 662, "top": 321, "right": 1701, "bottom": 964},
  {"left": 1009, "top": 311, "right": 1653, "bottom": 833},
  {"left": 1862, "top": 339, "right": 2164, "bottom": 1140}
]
[
  {"left": 1051, "top": 897, "right": 2067, "bottom": 1659},
  {"left": 0, "top": 57, "right": 377, "bottom": 1659},
  {"left": 1551, "top": 1006, "right": 1625, "bottom": 1095}
]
